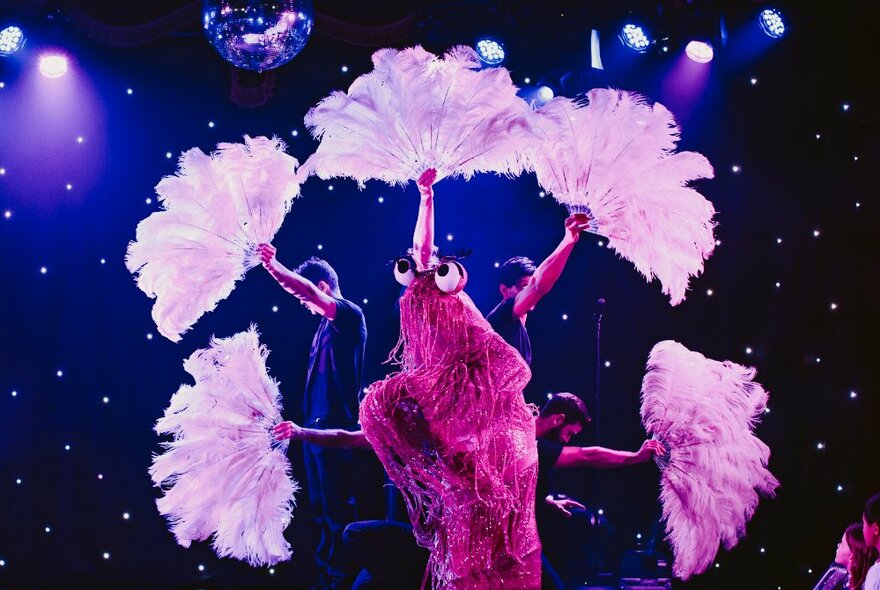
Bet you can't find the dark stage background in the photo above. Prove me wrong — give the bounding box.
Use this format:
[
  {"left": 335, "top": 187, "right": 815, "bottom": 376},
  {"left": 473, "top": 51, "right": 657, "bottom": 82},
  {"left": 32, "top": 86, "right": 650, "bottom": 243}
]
[{"left": 0, "top": 1, "right": 878, "bottom": 588}]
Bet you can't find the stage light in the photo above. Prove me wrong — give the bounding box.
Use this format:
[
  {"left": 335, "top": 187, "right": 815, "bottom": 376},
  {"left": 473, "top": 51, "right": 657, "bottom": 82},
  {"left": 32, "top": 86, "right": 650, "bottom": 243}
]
[
  {"left": 537, "top": 85, "right": 554, "bottom": 103},
  {"left": 685, "top": 41, "right": 714, "bottom": 63},
  {"left": 39, "top": 54, "right": 69, "bottom": 78},
  {"left": 759, "top": 8, "right": 786, "bottom": 39},
  {"left": 620, "top": 24, "right": 651, "bottom": 52},
  {"left": 0, "top": 26, "right": 25, "bottom": 56},
  {"left": 475, "top": 38, "right": 505, "bottom": 65},
  {"left": 590, "top": 29, "right": 603, "bottom": 70}
]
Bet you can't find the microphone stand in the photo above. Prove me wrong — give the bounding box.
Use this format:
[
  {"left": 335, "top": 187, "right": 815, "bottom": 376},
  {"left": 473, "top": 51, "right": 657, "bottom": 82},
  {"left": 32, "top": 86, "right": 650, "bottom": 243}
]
[{"left": 595, "top": 299, "right": 605, "bottom": 444}]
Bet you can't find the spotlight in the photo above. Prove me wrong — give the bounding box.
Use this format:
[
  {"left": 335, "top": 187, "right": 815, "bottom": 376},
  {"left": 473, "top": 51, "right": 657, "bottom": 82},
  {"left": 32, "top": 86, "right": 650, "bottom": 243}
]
[
  {"left": 39, "top": 54, "right": 69, "bottom": 78},
  {"left": 537, "top": 85, "right": 554, "bottom": 103},
  {"left": 620, "top": 24, "right": 651, "bottom": 52},
  {"left": 475, "top": 38, "right": 505, "bottom": 66},
  {"left": 685, "top": 41, "right": 714, "bottom": 63},
  {"left": 0, "top": 26, "right": 25, "bottom": 56},
  {"left": 759, "top": 8, "right": 786, "bottom": 39}
]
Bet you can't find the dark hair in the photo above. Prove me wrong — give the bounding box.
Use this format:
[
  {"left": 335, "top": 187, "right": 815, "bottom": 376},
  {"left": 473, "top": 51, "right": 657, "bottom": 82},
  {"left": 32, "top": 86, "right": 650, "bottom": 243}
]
[
  {"left": 294, "top": 257, "right": 340, "bottom": 294},
  {"left": 540, "top": 392, "right": 591, "bottom": 428},
  {"left": 865, "top": 493, "right": 880, "bottom": 526},
  {"left": 845, "top": 523, "right": 877, "bottom": 590},
  {"left": 498, "top": 256, "right": 536, "bottom": 287}
]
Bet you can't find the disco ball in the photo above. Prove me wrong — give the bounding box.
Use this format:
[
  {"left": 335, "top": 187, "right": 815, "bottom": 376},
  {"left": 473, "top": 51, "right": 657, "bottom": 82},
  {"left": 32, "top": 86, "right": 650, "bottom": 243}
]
[{"left": 202, "top": 0, "right": 314, "bottom": 72}]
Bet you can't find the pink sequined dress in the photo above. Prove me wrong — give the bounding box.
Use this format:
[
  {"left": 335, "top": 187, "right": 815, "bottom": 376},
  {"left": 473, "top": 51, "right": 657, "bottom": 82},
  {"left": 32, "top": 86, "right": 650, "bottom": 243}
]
[{"left": 360, "top": 272, "right": 541, "bottom": 589}]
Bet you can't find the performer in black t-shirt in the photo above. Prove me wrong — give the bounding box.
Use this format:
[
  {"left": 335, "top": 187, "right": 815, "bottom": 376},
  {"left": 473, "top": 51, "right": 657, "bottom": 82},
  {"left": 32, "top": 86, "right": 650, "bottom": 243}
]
[
  {"left": 258, "top": 244, "right": 367, "bottom": 590},
  {"left": 535, "top": 393, "right": 665, "bottom": 589},
  {"left": 487, "top": 214, "right": 592, "bottom": 365}
]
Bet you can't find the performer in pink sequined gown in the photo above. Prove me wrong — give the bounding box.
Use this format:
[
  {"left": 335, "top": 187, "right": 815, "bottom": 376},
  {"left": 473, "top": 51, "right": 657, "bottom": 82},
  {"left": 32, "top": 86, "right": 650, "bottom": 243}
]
[{"left": 359, "top": 169, "right": 542, "bottom": 589}]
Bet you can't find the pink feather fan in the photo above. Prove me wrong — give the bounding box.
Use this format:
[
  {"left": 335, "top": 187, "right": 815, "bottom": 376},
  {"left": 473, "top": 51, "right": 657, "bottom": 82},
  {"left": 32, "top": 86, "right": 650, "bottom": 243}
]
[
  {"left": 640, "top": 340, "right": 779, "bottom": 579},
  {"left": 526, "top": 89, "right": 716, "bottom": 305},
  {"left": 150, "top": 325, "right": 298, "bottom": 567},
  {"left": 301, "top": 45, "right": 532, "bottom": 187},
  {"left": 126, "top": 136, "right": 301, "bottom": 342}
]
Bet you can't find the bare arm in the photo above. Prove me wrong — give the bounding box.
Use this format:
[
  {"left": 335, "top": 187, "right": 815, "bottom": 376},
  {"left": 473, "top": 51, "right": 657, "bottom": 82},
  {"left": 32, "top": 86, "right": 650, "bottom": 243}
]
[
  {"left": 512, "top": 213, "right": 592, "bottom": 318},
  {"left": 273, "top": 421, "right": 372, "bottom": 451},
  {"left": 555, "top": 440, "right": 666, "bottom": 469},
  {"left": 412, "top": 168, "right": 438, "bottom": 271},
  {"left": 258, "top": 243, "right": 337, "bottom": 319}
]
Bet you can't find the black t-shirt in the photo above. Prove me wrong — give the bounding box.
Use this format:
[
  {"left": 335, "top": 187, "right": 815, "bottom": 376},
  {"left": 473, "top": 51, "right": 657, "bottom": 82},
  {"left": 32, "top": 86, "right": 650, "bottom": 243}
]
[
  {"left": 535, "top": 437, "right": 564, "bottom": 532},
  {"left": 486, "top": 297, "right": 532, "bottom": 365},
  {"left": 303, "top": 297, "right": 367, "bottom": 429}
]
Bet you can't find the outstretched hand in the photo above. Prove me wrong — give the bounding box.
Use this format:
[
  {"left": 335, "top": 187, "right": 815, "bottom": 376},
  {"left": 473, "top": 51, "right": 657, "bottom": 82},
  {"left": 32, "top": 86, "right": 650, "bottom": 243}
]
[
  {"left": 545, "top": 496, "right": 587, "bottom": 518},
  {"left": 636, "top": 439, "right": 667, "bottom": 463},
  {"left": 563, "top": 213, "right": 592, "bottom": 243},
  {"left": 257, "top": 243, "right": 278, "bottom": 271},
  {"left": 416, "top": 168, "right": 438, "bottom": 197},
  {"left": 273, "top": 420, "right": 303, "bottom": 442}
]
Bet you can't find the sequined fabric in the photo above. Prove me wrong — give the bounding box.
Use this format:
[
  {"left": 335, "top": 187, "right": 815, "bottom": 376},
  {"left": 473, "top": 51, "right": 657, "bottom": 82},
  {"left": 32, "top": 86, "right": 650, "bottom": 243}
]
[{"left": 360, "top": 274, "right": 541, "bottom": 589}]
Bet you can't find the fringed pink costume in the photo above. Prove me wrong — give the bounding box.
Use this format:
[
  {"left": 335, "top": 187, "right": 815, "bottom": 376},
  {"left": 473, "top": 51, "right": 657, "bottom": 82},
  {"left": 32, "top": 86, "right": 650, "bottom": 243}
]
[{"left": 360, "top": 268, "right": 541, "bottom": 589}]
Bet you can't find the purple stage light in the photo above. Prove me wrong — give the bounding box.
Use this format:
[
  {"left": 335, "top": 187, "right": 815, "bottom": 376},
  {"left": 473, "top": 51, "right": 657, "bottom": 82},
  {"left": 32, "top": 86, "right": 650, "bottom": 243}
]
[
  {"left": 39, "top": 54, "right": 69, "bottom": 78},
  {"left": 685, "top": 41, "right": 714, "bottom": 63}
]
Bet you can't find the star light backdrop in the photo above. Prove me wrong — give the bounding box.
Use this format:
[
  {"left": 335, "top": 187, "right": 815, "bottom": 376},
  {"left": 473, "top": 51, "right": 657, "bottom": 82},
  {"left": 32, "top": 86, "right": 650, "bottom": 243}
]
[{"left": 0, "top": 1, "right": 877, "bottom": 589}]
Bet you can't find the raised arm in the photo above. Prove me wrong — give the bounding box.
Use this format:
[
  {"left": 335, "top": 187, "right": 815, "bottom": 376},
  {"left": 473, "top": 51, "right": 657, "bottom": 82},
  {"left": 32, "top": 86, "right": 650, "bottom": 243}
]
[
  {"left": 258, "top": 243, "right": 337, "bottom": 319},
  {"left": 555, "top": 439, "right": 666, "bottom": 469},
  {"left": 512, "top": 213, "right": 592, "bottom": 318},
  {"left": 412, "top": 168, "right": 438, "bottom": 271},
  {"left": 273, "top": 420, "right": 372, "bottom": 451}
]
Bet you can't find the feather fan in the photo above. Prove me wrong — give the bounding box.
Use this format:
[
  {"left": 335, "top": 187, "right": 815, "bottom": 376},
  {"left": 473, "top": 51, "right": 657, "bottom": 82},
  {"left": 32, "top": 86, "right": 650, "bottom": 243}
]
[
  {"left": 126, "top": 136, "right": 300, "bottom": 341},
  {"left": 640, "top": 340, "right": 779, "bottom": 579},
  {"left": 150, "top": 326, "right": 298, "bottom": 567},
  {"left": 301, "top": 45, "right": 532, "bottom": 187},
  {"left": 526, "top": 89, "right": 716, "bottom": 305}
]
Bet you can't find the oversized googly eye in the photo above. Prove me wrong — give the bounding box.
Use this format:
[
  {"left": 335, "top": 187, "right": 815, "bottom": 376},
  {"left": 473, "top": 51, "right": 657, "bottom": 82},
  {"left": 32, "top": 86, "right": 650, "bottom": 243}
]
[
  {"left": 394, "top": 257, "right": 416, "bottom": 286},
  {"left": 434, "top": 261, "right": 467, "bottom": 294}
]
